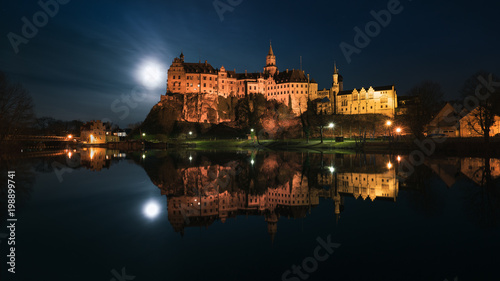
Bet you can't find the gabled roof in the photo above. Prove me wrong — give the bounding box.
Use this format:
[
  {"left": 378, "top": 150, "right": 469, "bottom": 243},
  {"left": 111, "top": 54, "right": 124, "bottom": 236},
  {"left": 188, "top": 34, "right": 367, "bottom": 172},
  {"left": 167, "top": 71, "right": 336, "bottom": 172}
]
[
  {"left": 274, "top": 69, "right": 309, "bottom": 83},
  {"left": 234, "top": 72, "right": 264, "bottom": 80},
  {"left": 337, "top": 85, "right": 394, "bottom": 96},
  {"left": 183, "top": 62, "right": 216, "bottom": 74}
]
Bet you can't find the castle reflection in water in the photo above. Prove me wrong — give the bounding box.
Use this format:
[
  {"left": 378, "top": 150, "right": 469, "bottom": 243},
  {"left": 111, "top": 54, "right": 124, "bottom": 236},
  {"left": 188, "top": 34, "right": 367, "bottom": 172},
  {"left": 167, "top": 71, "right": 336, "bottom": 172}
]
[
  {"left": 72, "top": 148, "right": 500, "bottom": 239},
  {"left": 145, "top": 152, "right": 399, "bottom": 239}
]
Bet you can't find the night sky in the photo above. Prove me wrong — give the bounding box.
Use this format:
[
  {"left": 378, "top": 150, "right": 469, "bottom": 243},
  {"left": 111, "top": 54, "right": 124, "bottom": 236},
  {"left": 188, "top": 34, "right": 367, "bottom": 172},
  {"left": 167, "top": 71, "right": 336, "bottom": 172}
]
[{"left": 1, "top": 0, "right": 499, "bottom": 127}]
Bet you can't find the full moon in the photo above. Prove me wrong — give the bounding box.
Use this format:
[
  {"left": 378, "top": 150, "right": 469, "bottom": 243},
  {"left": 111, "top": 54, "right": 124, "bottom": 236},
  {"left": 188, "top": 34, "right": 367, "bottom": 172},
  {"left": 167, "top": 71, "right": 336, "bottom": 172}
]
[
  {"left": 137, "top": 60, "right": 165, "bottom": 89},
  {"left": 143, "top": 201, "right": 161, "bottom": 219}
]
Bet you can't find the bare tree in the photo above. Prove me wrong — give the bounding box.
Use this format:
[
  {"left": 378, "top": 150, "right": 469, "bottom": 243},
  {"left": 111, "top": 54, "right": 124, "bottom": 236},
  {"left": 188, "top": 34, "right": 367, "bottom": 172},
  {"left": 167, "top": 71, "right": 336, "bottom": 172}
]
[
  {"left": 0, "top": 72, "right": 35, "bottom": 143},
  {"left": 460, "top": 71, "right": 500, "bottom": 144},
  {"left": 401, "top": 81, "right": 444, "bottom": 139}
]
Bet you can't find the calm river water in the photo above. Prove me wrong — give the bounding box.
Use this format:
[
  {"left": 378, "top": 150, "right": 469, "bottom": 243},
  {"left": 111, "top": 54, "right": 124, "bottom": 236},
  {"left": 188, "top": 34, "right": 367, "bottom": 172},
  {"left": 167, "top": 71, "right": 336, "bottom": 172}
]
[{"left": 1, "top": 148, "right": 499, "bottom": 281}]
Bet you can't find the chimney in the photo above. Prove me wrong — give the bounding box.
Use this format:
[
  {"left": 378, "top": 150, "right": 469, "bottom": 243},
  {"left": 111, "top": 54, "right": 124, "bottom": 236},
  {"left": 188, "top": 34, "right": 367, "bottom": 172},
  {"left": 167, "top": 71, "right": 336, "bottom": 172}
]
[{"left": 205, "top": 60, "right": 208, "bottom": 66}]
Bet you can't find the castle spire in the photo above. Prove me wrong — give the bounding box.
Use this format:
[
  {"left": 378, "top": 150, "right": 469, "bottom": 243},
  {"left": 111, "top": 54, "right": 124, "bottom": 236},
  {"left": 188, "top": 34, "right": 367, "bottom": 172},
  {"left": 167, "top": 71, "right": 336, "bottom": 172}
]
[
  {"left": 268, "top": 41, "right": 274, "bottom": 56},
  {"left": 334, "top": 61, "right": 338, "bottom": 74}
]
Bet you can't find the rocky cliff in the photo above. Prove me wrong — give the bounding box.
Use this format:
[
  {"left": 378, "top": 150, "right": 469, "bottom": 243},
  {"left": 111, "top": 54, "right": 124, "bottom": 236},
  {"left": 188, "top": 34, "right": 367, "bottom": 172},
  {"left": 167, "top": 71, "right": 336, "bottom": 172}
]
[{"left": 141, "top": 93, "right": 303, "bottom": 138}]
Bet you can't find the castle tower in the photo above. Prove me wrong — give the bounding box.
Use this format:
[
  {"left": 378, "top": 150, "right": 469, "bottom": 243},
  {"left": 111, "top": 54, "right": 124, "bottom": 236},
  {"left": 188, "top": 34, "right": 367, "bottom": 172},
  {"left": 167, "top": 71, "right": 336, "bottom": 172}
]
[
  {"left": 332, "top": 62, "right": 340, "bottom": 92},
  {"left": 264, "top": 42, "right": 277, "bottom": 76},
  {"left": 331, "top": 62, "right": 343, "bottom": 115}
]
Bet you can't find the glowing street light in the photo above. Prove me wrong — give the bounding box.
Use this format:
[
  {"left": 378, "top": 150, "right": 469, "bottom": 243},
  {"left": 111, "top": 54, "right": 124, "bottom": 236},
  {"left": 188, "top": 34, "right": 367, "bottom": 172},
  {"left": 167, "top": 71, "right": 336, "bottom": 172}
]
[
  {"left": 397, "top": 156, "right": 401, "bottom": 162},
  {"left": 387, "top": 162, "right": 393, "bottom": 169},
  {"left": 385, "top": 121, "right": 392, "bottom": 138},
  {"left": 251, "top": 159, "right": 255, "bottom": 165},
  {"left": 189, "top": 131, "right": 193, "bottom": 135},
  {"left": 67, "top": 134, "right": 73, "bottom": 140},
  {"left": 396, "top": 127, "right": 402, "bottom": 133},
  {"left": 329, "top": 123, "right": 334, "bottom": 143},
  {"left": 329, "top": 166, "right": 335, "bottom": 173},
  {"left": 142, "top": 133, "right": 146, "bottom": 137}
]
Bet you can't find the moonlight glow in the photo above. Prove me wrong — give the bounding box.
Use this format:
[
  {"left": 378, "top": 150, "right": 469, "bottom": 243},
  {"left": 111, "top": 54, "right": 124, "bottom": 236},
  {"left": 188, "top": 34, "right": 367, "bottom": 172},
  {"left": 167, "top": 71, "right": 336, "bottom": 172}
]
[
  {"left": 143, "top": 201, "right": 160, "bottom": 219},
  {"left": 137, "top": 60, "right": 165, "bottom": 89}
]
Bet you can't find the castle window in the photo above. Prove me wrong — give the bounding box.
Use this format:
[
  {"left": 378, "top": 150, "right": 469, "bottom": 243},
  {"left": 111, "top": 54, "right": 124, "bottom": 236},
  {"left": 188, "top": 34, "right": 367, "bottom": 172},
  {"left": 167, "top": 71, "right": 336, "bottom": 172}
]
[{"left": 204, "top": 83, "right": 206, "bottom": 87}]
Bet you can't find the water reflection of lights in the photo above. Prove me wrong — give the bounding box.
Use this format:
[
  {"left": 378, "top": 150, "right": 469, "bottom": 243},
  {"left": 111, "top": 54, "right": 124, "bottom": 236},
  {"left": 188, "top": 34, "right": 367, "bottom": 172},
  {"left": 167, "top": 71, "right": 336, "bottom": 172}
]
[
  {"left": 67, "top": 151, "right": 72, "bottom": 159},
  {"left": 143, "top": 201, "right": 160, "bottom": 219}
]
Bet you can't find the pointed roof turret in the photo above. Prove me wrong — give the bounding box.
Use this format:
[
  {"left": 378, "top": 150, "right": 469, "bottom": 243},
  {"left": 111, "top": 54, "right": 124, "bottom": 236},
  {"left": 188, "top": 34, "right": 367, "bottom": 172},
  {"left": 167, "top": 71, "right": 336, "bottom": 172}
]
[
  {"left": 334, "top": 61, "right": 338, "bottom": 74},
  {"left": 268, "top": 41, "right": 274, "bottom": 56}
]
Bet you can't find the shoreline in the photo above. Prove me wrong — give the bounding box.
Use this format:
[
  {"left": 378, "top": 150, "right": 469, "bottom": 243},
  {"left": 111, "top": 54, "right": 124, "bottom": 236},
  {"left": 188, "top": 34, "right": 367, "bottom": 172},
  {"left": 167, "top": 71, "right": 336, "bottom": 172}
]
[{"left": 2, "top": 137, "right": 499, "bottom": 158}]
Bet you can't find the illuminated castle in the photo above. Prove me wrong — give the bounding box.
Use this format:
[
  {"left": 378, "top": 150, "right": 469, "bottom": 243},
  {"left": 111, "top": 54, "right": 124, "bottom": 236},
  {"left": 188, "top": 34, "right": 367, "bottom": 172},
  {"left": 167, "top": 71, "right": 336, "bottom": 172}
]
[
  {"left": 164, "top": 43, "right": 318, "bottom": 117},
  {"left": 163, "top": 43, "right": 398, "bottom": 121}
]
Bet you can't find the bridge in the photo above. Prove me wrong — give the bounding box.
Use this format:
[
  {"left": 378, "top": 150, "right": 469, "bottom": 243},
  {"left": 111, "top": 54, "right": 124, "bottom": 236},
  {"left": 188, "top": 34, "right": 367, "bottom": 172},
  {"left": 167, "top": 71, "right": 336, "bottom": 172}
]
[{"left": 9, "top": 135, "right": 79, "bottom": 142}]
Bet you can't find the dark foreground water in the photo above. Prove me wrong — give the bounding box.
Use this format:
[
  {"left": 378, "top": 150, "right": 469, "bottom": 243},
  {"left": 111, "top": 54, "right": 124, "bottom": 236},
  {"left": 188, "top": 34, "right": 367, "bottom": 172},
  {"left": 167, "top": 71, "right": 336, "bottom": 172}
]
[{"left": 1, "top": 149, "right": 499, "bottom": 281}]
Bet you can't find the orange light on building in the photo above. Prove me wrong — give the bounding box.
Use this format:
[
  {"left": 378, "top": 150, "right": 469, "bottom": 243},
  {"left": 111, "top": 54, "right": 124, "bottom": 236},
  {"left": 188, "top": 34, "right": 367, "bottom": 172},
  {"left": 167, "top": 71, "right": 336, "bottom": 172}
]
[
  {"left": 387, "top": 162, "right": 393, "bottom": 169},
  {"left": 397, "top": 156, "right": 401, "bottom": 162},
  {"left": 67, "top": 152, "right": 72, "bottom": 159},
  {"left": 67, "top": 134, "right": 73, "bottom": 140},
  {"left": 396, "top": 128, "right": 402, "bottom": 133},
  {"left": 90, "top": 134, "right": 94, "bottom": 143},
  {"left": 386, "top": 121, "right": 392, "bottom": 126}
]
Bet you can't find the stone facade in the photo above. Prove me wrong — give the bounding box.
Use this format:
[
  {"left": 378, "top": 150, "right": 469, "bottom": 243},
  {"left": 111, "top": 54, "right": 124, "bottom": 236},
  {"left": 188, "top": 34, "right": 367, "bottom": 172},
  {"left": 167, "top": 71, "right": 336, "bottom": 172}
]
[
  {"left": 80, "top": 120, "right": 107, "bottom": 144},
  {"left": 315, "top": 64, "right": 398, "bottom": 117}
]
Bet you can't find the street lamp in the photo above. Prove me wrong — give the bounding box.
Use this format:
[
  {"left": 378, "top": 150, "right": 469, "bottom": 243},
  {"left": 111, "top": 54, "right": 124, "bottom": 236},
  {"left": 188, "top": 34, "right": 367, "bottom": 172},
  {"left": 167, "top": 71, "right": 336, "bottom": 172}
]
[
  {"left": 385, "top": 121, "right": 392, "bottom": 139},
  {"left": 329, "top": 123, "right": 334, "bottom": 143},
  {"left": 395, "top": 127, "right": 402, "bottom": 141}
]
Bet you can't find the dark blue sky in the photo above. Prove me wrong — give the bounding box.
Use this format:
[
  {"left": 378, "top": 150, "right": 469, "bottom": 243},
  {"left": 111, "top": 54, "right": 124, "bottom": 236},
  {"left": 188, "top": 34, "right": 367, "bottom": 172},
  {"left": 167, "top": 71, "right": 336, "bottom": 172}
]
[{"left": 1, "top": 0, "right": 499, "bottom": 126}]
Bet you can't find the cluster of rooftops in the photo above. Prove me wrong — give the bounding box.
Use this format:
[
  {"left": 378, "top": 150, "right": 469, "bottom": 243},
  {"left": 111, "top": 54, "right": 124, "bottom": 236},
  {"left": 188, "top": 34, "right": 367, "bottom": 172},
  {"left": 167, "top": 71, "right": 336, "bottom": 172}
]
[{"left": 175, "top": 54, "right": 316, "bottom": 84}]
